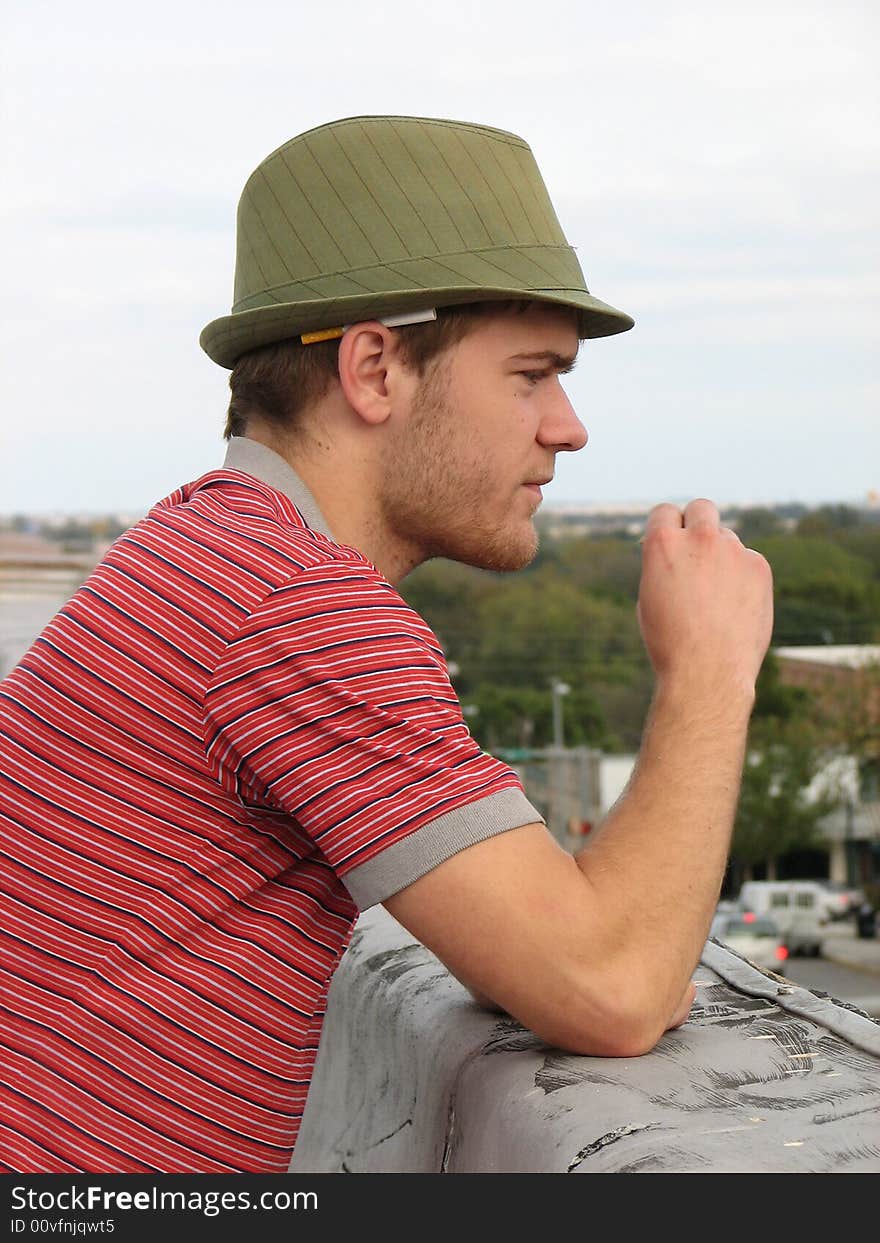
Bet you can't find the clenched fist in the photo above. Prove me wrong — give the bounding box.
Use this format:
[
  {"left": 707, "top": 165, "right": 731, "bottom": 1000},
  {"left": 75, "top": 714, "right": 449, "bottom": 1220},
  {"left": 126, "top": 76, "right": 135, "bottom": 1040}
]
[{"left": 637, "top": 499, "right": 774, "bottom": 703}]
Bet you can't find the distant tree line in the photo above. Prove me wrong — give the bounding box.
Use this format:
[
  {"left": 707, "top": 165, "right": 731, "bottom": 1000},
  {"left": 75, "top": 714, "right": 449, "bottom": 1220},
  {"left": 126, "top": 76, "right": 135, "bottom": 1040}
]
[{"left": 401, "top": 503, "right": 880, "bottom": 754}]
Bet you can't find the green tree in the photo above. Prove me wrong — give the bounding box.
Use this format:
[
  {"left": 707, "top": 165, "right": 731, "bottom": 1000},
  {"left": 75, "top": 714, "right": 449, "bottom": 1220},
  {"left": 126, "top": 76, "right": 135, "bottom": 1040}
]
[
  {"left": 403, "top": 549, "right": 654, "bottom": 751},
  {"left": 755, "top": 535, "right": 877, "bottom": 610},
  {"left": 795, "top": 504, "right": 863, "bottom": 536},
  {"left": 469, "top": 573, "right": 642, "bottom": 689},
  {"left": 732, "top": 717, "right": 839, "bottom": 882},
  {"left": 752, "top": 651, "right": 811, "bottom": 721},
  {"left": 834, "top": 526, "right": 880, "bottom": 579},
  {"left": 752, "top": 535, "right": 880, "bottom": 644},
  {"left": 463, "top": 682, "right": 614, "bottom": 753},
  {"left": 550, "top": 535, "right": 642, "bottom": 603},
  {"left": 812, "top": 657, "right": 880, "bottom": 769},
  {"left": 734, "top": 506, "right": 785, "bottom": 544}
]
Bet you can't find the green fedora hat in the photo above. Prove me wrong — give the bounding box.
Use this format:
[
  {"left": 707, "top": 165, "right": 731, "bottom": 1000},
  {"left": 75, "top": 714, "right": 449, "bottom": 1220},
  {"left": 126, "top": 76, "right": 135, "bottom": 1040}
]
[{"left": 200, "top": 115, "right": 634, "bottom": 368}]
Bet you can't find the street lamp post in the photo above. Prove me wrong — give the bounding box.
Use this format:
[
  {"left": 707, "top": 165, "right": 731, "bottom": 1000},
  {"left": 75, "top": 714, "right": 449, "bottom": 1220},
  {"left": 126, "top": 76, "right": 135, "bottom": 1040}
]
[{"left": 551, "top": 679, "right": 570, "bottom": 749}]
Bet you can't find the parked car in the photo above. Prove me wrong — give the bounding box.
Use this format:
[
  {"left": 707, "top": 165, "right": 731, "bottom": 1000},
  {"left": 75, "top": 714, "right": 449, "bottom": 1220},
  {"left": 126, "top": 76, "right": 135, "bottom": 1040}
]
[
  {"left": 709, "top": 911, "right": 789, "bottom": 970},
  {"left": 736, "top": 881, "right": 825, "bottom": 957}
]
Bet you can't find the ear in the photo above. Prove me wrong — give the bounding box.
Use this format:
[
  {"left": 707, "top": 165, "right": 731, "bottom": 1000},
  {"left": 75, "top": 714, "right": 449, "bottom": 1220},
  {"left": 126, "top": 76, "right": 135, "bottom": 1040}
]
[{"left": 337, "top": 322, "right": 404, "bottom": 427}]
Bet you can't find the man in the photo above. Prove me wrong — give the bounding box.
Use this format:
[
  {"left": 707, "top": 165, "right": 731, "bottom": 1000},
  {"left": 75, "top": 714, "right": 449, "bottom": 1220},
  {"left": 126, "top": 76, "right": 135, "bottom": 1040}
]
[{"left": 1, "top": 116, "right": 773, "bottom": 1173}]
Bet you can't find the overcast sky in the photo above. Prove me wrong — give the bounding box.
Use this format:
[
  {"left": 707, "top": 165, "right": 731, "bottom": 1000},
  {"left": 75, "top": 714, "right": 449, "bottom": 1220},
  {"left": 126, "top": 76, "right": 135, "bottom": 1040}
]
[{"left": 2, "top": 0, "right": 877, "bottom": 515}]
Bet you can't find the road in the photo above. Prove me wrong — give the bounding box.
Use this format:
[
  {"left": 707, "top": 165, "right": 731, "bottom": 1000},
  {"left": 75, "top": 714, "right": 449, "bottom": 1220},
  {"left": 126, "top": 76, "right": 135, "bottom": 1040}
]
[{"left": 778, "top": 950, "right": 880, "bottom": 1018}]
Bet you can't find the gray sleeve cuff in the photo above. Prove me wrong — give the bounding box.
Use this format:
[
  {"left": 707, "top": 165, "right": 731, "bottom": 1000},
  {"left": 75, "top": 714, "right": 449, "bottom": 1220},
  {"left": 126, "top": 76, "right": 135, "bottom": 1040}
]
[{"left": 341, "top": 787, "right": 545, "bottom": 911}]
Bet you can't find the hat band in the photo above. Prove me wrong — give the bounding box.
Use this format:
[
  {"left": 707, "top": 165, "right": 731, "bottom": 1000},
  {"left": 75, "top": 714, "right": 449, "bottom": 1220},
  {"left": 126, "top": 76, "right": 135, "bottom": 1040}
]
[{"left": 232, "top": 243, "right": 588, "bottom": 314}]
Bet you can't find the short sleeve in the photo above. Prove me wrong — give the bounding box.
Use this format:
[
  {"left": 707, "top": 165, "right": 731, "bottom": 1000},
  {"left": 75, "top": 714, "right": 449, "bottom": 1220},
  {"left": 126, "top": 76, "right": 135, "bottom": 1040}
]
[{"left": 202, "top": 560, "right": 543, "bottom": 909}]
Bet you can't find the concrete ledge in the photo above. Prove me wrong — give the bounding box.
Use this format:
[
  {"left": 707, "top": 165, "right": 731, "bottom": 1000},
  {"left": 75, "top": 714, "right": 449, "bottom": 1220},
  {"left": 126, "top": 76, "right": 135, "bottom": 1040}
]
[{"left": 290, "top": 907, "right": 880, "bottom": 1173}]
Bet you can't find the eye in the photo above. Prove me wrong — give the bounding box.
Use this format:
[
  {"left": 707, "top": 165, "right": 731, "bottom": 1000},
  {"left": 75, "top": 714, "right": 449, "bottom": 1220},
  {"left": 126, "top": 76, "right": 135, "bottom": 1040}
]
[{"left": 519, "top": 370, "right": 546, "bottom": 385}]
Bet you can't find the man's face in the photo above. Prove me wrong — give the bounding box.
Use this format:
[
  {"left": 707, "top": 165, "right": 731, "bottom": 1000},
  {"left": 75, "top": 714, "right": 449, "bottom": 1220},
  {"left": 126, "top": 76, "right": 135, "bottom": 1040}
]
[{"left": 380, "top": 304, "right": 586, "bottom": 573}]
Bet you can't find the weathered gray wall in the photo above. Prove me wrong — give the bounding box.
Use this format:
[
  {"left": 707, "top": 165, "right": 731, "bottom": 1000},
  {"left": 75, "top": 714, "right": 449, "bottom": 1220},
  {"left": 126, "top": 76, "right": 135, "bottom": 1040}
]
[{"left": 290, "top": 907, "right": 880, "bottom": 1173}]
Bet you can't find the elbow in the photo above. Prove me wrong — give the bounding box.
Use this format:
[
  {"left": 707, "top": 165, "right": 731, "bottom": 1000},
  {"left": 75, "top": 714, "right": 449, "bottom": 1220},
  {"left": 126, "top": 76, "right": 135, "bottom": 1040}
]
[
  {"left": 555, "top": 1011, "right": 665, "bottom": 1060},
  {"left": 526, "top": 977, "right": 682, "bottom": 1060},
  {"left": 594, "top": 1018, "right": 667, "bottom": 1059},
  {"left": 595, "top": 986, "right": 683, "bottom": 1058}
]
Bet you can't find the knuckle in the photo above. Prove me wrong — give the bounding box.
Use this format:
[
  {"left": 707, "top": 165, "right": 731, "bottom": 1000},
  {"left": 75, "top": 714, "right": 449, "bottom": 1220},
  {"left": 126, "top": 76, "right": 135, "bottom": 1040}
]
[
  {"left": 644, "top": 526, "right": 677, "bottom": 555},
  {"left": 693, "top": 522, "right": 716, "bottom": 539}
]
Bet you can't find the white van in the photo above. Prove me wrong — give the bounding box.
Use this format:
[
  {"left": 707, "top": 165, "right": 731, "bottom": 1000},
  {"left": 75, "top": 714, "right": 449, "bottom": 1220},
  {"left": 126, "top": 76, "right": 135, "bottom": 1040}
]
[{"left": 736, "top": 881, "right": 827, "bottom": 957}]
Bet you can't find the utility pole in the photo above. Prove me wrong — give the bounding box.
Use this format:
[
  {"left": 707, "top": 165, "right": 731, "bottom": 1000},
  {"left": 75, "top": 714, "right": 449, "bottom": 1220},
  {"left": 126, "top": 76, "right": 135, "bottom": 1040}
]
[
  {"left": 551, "top": 679, "right": 570, "bottom": 749},
  {"left": 549, "top": 680, "right": 572, "bottom": 844}
]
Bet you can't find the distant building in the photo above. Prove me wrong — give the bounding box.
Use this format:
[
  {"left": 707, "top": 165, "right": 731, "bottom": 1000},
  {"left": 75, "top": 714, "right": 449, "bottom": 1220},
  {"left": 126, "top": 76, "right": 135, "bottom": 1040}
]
[
  {"left": 775, "top": 645, "right": 880, "bottom": 732},
  {"left": 776, "top": 645, "right": 880, "bottom": 888}
]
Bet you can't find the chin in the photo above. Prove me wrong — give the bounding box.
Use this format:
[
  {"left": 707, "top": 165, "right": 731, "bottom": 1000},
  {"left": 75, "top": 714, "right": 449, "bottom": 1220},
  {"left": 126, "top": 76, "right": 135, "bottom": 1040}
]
[{"left": 447, "top": 524, "right": 538, "bottom": 573}]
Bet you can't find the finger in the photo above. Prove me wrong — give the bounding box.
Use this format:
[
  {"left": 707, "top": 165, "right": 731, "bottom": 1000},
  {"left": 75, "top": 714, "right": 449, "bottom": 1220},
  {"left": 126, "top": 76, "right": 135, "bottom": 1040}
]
[
  {"left": 642, "top": 503, "right": 684, "bottom": 539},
  {"left": 683, "top": 498, "right": 721, "bottom": 530}
]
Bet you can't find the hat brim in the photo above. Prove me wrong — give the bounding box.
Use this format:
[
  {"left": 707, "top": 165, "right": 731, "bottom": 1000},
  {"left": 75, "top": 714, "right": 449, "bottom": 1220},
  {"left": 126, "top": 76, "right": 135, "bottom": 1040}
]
[{"left": 200, "top": 286, "right": 634, "bottom": 369}]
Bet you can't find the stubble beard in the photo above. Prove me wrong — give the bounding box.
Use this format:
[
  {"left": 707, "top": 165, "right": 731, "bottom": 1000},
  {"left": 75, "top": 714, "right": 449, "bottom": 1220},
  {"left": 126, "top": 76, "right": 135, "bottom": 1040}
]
[{"left": 380, "top": 366, "right": 540, "bottom": 574}]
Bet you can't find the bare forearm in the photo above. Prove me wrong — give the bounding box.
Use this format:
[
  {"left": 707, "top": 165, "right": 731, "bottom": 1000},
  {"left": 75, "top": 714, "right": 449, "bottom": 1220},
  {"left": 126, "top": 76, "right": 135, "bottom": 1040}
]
[{"left": 574, "top": 680, "right": 753, "bottom": 1015}]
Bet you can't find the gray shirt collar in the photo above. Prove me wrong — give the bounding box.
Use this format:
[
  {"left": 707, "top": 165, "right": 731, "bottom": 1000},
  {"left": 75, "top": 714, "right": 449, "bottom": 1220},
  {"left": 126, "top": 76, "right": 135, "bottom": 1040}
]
[{"left": 222, "top": 437, "right": 335, "bottom": 540}]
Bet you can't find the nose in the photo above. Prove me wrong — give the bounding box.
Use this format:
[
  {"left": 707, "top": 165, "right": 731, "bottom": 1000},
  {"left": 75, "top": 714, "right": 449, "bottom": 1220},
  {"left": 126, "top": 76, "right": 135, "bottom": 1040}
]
[{"left": 537, "top": 382, "right": 588, "bottom": 453}]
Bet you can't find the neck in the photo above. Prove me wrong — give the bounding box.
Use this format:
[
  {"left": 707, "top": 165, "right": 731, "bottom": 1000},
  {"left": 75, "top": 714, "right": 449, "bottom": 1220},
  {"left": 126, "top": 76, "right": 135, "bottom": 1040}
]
[{"left": 242, "top": 425, "right": 424, "bottom": 585}]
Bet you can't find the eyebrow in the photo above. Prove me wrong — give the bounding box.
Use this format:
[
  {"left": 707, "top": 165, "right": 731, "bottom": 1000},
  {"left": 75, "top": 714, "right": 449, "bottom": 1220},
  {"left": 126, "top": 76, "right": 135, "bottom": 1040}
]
[{"left": 507, "top": 350, "right": 578, "bottom": 372}]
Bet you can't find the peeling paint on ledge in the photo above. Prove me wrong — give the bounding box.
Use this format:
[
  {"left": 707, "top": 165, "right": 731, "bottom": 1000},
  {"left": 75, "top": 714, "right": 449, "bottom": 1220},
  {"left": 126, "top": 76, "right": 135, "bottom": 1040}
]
[{"left": 566, "top": 1122, "right": 661, "bottom": 1172}]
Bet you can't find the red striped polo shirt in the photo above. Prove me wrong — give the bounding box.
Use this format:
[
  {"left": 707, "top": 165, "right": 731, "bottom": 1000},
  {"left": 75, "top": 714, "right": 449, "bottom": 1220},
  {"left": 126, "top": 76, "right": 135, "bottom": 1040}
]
[{"left": 0, "top": 437, "right": 541, "bottom": 1173}]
